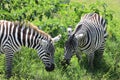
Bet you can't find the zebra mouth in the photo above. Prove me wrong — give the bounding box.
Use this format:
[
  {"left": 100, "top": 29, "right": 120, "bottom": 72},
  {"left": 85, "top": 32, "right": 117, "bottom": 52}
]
[
  {"left": 45, "top": 63, "right": 55, "bottom": 71},
  {"left": 61, "top": 59, "right": 70, "bottom": 69},
  {"left": 61, "top": 59, "right": 70, "bottom": 66}
]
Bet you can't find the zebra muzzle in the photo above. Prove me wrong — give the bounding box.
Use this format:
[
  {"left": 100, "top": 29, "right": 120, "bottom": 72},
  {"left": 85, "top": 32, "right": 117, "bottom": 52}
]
[
  {"left": 61, "top": 59, "right": 70, "bottom": 66},
  {"left": 45, "top": 63, "right": 55, "bottom": 71},
  {"left": 61, "top": 59, "right": 70, "bottom": 69}
]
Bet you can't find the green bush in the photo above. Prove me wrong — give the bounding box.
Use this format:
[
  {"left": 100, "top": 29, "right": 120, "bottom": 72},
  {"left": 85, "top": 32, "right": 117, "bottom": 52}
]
[{"left": 0, "top": 0, "right": 120, "bottom": 80}]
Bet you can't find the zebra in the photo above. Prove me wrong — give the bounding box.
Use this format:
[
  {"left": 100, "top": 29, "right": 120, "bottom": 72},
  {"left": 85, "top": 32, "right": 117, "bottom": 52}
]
[
  {"left": 62, "top": 13, "right": 107, "bottom": 69},
  {"left": 0, "top": 20, "right": 61, "bottom": 78}
]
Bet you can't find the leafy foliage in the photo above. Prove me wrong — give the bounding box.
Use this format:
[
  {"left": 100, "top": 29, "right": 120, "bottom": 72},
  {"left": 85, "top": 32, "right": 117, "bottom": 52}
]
[{"left": 0, "top": 0, "right": 120, "bottom": 80}]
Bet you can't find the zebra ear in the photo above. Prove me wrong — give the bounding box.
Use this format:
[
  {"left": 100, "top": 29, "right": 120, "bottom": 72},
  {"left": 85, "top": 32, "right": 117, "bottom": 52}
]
[
  {"left": 40, "top": 39, "right": 48, "bottom": 47},
  {"left": 52, "top": 34, "right": 62, "bottom": 43},
  {"left": 67, "top": 27, "right": 72, "bottom": 36},
  {"left": 75, "top": 34, "right": 84, "bottom": 39}
]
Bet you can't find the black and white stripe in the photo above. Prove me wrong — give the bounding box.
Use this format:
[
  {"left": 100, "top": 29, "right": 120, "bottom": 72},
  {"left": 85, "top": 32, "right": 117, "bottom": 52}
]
[
  {"left": 63, "top": 13, "right": 107, "bottom": 69},
  {"left": 0, "top": 20, "right": 61, "bottom": 78}
]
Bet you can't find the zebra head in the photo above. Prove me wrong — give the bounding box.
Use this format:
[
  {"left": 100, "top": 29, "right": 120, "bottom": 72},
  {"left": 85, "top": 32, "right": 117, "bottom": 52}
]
[
  {"left": 62, "top": 27, "right": 85, "bottom": 66},
  {"left": 63, "top": 33, "right": 78, "bottom": 65},
  {"left": 39, "top": 34, "right": 61, "bottom": 72}
]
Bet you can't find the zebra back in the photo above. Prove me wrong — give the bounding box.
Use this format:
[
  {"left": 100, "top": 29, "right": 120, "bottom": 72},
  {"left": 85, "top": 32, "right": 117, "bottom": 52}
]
[
  {"left": 79, "top": 13, "right": 107, "bottom": 40},
  {"left": 15, "top": 21, "right": 52, "bottom": 40}
]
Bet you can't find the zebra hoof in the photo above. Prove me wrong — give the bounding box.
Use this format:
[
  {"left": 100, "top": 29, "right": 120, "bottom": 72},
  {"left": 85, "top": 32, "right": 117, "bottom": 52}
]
[
  {"left": 5, "top": 70, "right": 12, "bottom": 79},
  {"left": 6, "top": 74, "right": 12, "bottom": 79},
  {"left": 45, "top": 63, "right": 55, "bottom": 72}
]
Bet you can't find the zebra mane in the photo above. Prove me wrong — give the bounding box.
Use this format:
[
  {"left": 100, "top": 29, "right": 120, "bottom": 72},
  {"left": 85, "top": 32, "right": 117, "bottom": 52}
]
[
  {"left": 29, "top": 23, "right": 52, "bottom": 39},
  {"left": 14, "top": 21, "right": 52, "bottom": 40},
  {"left": 0, "top": 20, "right": 61, "bottom": 43}
]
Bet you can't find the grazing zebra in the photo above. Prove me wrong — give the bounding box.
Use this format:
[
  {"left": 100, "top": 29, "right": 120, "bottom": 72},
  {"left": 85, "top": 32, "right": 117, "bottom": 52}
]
[
  {"left": 0, "top": 20, "right": 61, "bottom": 78},
  {"left": 62, "top": 13, "right": 107, "bottom": 69}
]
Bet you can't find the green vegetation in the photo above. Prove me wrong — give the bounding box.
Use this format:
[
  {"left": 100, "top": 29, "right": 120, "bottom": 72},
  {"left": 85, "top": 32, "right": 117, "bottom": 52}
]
[{"left": 0, "top": 0, "right": 120, "bottom": 80}]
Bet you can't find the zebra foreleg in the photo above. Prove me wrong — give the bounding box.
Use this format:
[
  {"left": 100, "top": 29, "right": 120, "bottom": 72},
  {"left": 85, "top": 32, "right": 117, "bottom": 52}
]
[
  {"left": 76, "top": 53, "right": 81, "bottom": 61},
  {"left": 5, "top": 52, "right": 14, "bottom": 79},
  {"left": 87, "top": 53, "right": 95, "bottom": 70},
  {"left": 3, "top": 46, "right": 14, "bottom": 79},
  {"left": 95, "top": 42, "right": 105, "bottom": 60},
  {"left": 75, "top": 48, "right": 82, "bottom": 62}
]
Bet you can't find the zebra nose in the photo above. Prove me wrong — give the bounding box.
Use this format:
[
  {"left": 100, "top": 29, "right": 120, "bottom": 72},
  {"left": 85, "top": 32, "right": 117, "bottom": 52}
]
[
  {"left": 61, "top": 59, "right": 70, "bottom": 69},
  {"left": 61, "top": 59, "right": 70, "bottom": 65},
  {"left": 45, "top": 63, "right": 55, "bottom": 71}
]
